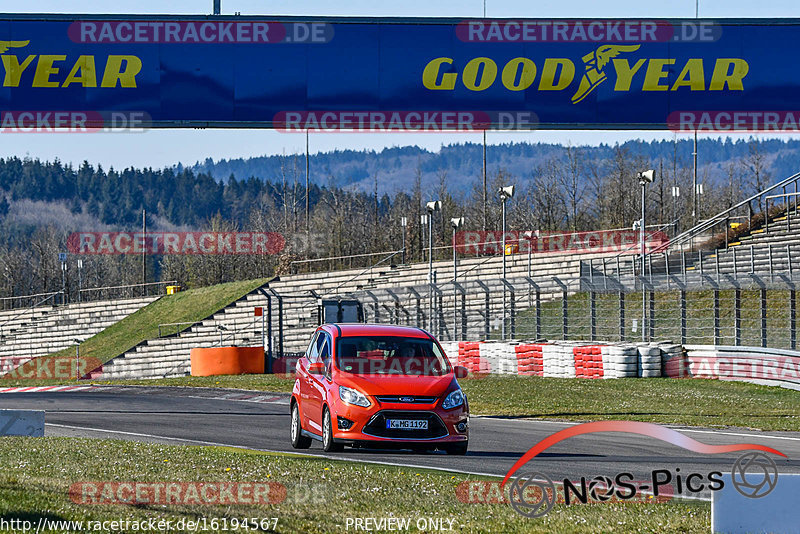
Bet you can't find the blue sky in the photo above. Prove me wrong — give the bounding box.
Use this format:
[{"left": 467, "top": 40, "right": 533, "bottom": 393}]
[{"left": 2, "top": 0, "right": 800, "bottom": 169}]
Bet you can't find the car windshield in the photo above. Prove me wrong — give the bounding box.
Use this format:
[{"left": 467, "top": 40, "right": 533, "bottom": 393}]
[{"left": 335, "top": 336, "right": 450, "bottom": 376}]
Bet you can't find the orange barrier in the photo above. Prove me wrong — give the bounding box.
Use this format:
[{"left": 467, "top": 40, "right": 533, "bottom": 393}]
[{"left": 190, "top": 346, "right": 264, "bottom": 377}]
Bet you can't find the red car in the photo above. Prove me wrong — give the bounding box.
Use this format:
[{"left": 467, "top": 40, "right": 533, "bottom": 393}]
[{"left": 290, "top": 324, "right": 469, "bottom": 454}]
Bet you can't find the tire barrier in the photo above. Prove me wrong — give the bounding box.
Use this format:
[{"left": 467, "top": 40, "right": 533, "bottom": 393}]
[
  {"left": 514, "top": 344, "right": 545, "bottom": 376},
  {"left": 449, "top": 340, "right": 690, "bottom": 379},
  {"left": 457, "top": 341, "right": 485, "bottom": 373},
  {"left": 574, "top": 345, "right": 604, "bottom": 379}
]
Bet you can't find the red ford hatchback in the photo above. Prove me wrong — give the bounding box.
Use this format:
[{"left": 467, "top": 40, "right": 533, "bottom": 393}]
[{"left": 290, "top": 324, "right": 469, "bottom": 454}]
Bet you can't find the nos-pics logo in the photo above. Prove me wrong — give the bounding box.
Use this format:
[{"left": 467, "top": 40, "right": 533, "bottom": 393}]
[{"left": 502, "top": 421, "right": 784, "bottom": 519}]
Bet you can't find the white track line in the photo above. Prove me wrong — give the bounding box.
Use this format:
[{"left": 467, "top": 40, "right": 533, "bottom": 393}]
[
  {"left": 45, "top": 423, "right": 504, "bottom": 479},
  {"left": 474, "top": 416, "right": 800, "bottom": 442}
]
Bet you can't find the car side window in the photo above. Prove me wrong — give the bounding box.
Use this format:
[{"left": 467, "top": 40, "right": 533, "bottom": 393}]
[
  {"left": 319, "top": 335, "right": 332, "bottom": 378},
  {"left": 305, "top": 332, "right": 319, "bottom": 363}
]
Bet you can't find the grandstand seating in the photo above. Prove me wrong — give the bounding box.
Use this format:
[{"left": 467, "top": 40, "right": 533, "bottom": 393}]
[
  {"left": 0, "top": 296, "right": 159, "bottom": 373},
  {"left": 100, "top": 248, "right": 625, "bottom": 379}
]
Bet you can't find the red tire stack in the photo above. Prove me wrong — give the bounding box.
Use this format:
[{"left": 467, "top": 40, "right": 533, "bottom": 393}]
[
  {"left": 457, "top": 341, "right": 482, "bottom": 373},
  {"left": 573, "top": 345, "right": 604, "bottom": 379},
  {"left": 514, "top": 344, "right": 545, "bottom": 376}
]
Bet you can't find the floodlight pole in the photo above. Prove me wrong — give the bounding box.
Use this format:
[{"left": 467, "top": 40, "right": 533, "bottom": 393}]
[
  {"left": 305, "top": 130, "right": 310, "bottom": 256},
  {"left": 142, "top": 209, "right": 146, "bottom": 296},
  {"left": 641, "top": 179, "right": 647, "bottom": 342},
  {"left": 77, "top": 259, "right": 83, "bottom": 303},
  {"left": 482, "top": 130, "right": 487, "bottom": 231},
  {"left": 428, "top": 213, "right": 434, "bottom": 284},
  {"left": 400, "top": 217, "right": 407, "bottom": 264},
  {"left": 428, "top": 211, "right": 434, "bottom": 333},
  {"left": 501, "top": 196, "right": 507, "bottom": 340},
  {"left": 453, "top": 224, "right": 458, "bottom": 340}
]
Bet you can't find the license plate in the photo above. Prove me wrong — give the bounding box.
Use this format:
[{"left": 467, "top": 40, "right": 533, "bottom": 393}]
[{"left": 386, "top": 419, "right": 428, "bottom": 430}]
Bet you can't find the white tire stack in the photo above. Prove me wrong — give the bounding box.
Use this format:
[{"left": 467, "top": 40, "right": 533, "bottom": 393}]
[
  {"left": 542, "top": 343, "right": 576, "bottom": 377},
  {"left": 478, "top": 341, "right": 502, "bottom": 374},
  {"left": 636, "top": 344, "right": 662, "bottom": 377},
  {"left": 494, "top": 342, "right": 519, "bottom": 375},
  {"left": 601, "top": 345, "right": 638, "bottom": 378}
]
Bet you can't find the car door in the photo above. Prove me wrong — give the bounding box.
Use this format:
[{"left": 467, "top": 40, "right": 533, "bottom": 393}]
[
  {"left": 298, "top": 332, "right": 320, "bottom": 428},
  {"left": 306, "top": 331, "right": 331, "bottom": 433}
]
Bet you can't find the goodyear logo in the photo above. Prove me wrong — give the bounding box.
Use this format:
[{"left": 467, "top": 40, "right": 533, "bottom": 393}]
[
  {"left": 0, "top": 40, "right": 141, "bottom": 88},
  {"left": 422, "top": 45, "right": 749, "bottom": 102}
]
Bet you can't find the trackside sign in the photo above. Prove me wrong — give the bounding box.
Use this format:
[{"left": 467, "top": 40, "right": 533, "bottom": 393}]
[{"left": 0, "top": 16, "right": 796, "bottom": 129}]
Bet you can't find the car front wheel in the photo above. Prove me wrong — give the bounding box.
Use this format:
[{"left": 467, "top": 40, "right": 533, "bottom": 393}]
[
  {"left": 290, "top": 403, "right": 312, "bottom": 449},
  {"left": 322, "top": 407, "right": 344, "bottom": 452}
]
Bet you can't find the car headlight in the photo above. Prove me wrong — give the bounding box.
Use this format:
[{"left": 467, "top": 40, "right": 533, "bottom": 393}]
[
  {"left": 339, "top": 386, "right": 370, "bottom": 407},
  {"left": 442, "top": 388, "right": 465, "bottom": 410}
]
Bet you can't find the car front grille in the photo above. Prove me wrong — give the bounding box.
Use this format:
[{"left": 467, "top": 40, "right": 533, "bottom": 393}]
[
  {"left": 375, "top": 395, "right": 437, "bottom": 404},
  {"left": 362, "top": 410, "right": 448, "bottom": 439}
]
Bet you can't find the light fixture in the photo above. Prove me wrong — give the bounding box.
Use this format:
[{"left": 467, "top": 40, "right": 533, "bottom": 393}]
[
  {"left": 497, "top": 185, "right": 515, "bottom": 200},
  {"left": 426, "top": 200, "right": 442, "bottom": 212},
  {"left": 637, "top": 169, "right": 655, "bottom": 185}
]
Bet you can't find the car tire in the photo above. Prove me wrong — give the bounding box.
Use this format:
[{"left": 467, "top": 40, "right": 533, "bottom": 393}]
[
  {"left": 290, "top": 403, "right": 312, "bottom": 449},
  {"left": 444, "top": 441, "right": 468, "bottom": 455},
  {"left": 322, "top": 407, "right": 344, "bottom": 452}
]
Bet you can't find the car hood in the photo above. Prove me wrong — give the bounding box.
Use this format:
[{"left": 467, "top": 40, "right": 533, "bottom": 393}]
[{"left": 335, "top": 371, "right": 455, "bottom": 397}]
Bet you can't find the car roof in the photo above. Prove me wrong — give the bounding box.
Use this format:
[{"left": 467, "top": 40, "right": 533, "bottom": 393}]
[{"left": 322, "top": 323, "right": 433, "bottom": 339}]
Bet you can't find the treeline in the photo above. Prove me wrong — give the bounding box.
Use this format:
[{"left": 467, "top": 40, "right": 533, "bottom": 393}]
[{"left": 0, "top": 137, "right": 784, "bottom": 301}]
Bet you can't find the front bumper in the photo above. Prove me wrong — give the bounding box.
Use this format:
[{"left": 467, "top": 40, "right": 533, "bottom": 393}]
[{"left": 329, "top": 397, "right": 469, "bottom": 445}]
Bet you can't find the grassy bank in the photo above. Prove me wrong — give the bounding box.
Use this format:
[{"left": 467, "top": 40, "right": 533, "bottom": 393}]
[
  {"left": 0, "top": 437, "right": 709, "bottom": 533},
  {"left": 3, "top": 278, "right": 269, "bottom": 378}
]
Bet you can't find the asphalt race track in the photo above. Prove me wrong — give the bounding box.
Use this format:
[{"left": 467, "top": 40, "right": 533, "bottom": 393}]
[{"left": 4, "top": 386, "right": 800, "bottom": 499}]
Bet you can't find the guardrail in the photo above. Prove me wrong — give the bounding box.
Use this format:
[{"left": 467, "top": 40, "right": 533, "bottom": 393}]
[
  {"left": 0, "top": 291, "right": 63, "bottom": 340},
  {"left": 0, "top": 291, "right": 63, "bottom": 311},
  {"left": 679, "top": 345, "right": 800, "bottom": 389},
  {"left": 79, "top": 280, "right": 177, "bottom": 302}
]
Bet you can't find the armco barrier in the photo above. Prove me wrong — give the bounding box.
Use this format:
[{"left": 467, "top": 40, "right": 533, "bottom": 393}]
[
  {"left": 682, "top": 345, "right": 800, "bottom": 388},
  {"left": 445, "top": 340, "right": 800, "bottom": 389},
  {"left": 189, "top": 346, "right": 265, "bottom": 377}
]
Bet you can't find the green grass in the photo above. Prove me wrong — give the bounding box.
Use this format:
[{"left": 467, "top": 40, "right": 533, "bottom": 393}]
[
  {"left": 511, "top": 288, "right": 800, "bottom": 349},
  {"left": 3, "top": 278, "right": 269, "bottom": 379},
  {"left": 8, "top": 373, "right": 799, "bottom": 431},
  {"left": 0, "top": 437, "right": 709, "bottom": 533}
]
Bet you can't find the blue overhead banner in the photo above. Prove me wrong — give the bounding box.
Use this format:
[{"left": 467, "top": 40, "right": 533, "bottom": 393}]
[{"left": 0, "top": 15, "right": 798, "bottom": 131}]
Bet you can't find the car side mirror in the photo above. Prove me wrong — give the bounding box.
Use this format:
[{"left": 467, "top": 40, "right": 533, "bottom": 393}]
[
  {"left": 308, "top": 362, "right": 325, "bottom": 375},
  {"left": 454, "top": 366, "right": 469, "bottom": 379}
]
